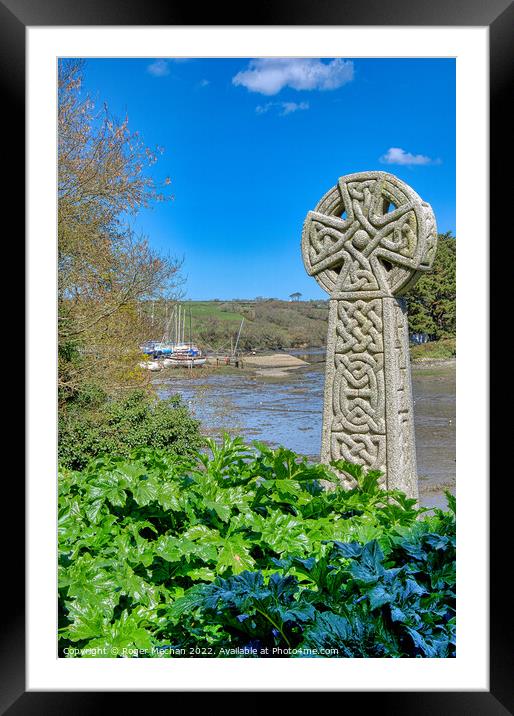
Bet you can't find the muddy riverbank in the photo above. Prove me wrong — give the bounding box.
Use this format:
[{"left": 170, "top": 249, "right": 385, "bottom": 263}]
[{"left": 154, "top": 356, "right": 455, "bottom": 510}]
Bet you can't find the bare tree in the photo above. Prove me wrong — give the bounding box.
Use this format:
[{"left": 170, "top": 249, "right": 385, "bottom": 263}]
[{"left": 58, "top": 60, "right": 183, "bottom": 404}]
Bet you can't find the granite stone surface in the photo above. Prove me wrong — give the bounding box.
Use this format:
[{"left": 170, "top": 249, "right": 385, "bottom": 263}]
[{"left": 302, "top": 171, "right": 438, "bottom": 499}]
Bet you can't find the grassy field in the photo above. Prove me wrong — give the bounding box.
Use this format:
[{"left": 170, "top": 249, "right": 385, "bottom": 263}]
[{"left": 186, "top": 301, "right": 247, "bottom": 323}]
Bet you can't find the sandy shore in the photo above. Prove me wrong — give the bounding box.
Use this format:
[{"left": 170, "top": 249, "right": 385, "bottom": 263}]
[
  {"left": 253, "top": 367, "right": 305, "bottom": 378},
  {"left": 242, "top": 354, "right": 309, "bottom": 368}
]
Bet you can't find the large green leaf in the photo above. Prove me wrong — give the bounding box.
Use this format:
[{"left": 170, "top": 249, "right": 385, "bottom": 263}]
[
  {"left": 157, "top": 482, "right": 181, "bottom": 511},
  {"left": 155, "top": 535, "right": 217, "bottom": 564},
  {"left": 62, "top": 601, "right": 111, "bottom": 642},
  {"left": 130, "top": 476, "right": 159, "bottom": 506},
  {"left": 204, "top": 498, "right": 231, "bottom": 523},
  {"left": 217, "top": 536, "right": 255, "bottom": 574},
  {"left": 256, "top": 512, "right": 311, "bottom": 555}
]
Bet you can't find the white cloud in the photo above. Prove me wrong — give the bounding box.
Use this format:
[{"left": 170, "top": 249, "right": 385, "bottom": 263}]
[
  {"left": 255, "top": 101, "right": 310, "bottom": 116},
  {"left": 255, "top": 103, "right": 273, "bottom": 114},
  {"left": 280, "top": 101, "right": 309, "bottom": 115},
  {"left": 233, "top": 58, "right": 354, "bottom": 96},
  {"left": 147, "top": 59, "right": 170, "bottom": 77},
  {"left": 380, "top": 147, "right": 441, "bottom": 166},
  {"left": 198, "top": 79, "right": 210, "bottom": 88}
]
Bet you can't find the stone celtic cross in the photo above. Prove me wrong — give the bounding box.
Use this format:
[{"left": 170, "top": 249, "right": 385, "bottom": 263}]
[{"left": 302, "top": 171, "right": 437, "bottom": 498}]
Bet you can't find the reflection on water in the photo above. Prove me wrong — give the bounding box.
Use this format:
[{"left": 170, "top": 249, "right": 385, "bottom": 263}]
[{"left": 155, "top": 359, "right": 455, "bottom": 510}]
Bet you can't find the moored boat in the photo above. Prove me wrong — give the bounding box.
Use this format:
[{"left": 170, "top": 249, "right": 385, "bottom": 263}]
[
  {"left": 139, "top": 303, "right": 205, "bottom": 369},
  {"left": 164, "top": 355, "right": 206, "bottom": 367}
]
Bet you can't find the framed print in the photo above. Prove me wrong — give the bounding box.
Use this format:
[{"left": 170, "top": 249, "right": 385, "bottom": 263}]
[{"left": 4, "top": 0, "right": 511, "bottom": 710}]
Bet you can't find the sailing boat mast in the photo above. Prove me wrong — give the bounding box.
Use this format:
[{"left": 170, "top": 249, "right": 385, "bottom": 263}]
[{"left": 234, "top": 318, "right": 244, "bottom": 356}]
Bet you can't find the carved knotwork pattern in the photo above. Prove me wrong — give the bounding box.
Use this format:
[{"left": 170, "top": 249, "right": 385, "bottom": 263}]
[
  {"left": 330, "top": 300, "right": 386, "bottom": 488},
  {"left": 336, "top": 299, "right": 383, "bottom": 354},
  {"left": 302, "top": 172, "right": 435, "bottom": 496},
  {"left": 331, "top": 434, "right": 386, "bottom": 489},
  {"left": 302, "top": 172, "right": 437, "bottom": 297}
]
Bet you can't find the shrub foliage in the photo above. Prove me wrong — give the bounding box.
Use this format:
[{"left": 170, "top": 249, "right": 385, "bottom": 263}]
[
  {"left": 58, "top": 437, "right": 455, "bottom": 658},
  {"left": 58, "top": 389, "right": 202, "bottom": 471}
]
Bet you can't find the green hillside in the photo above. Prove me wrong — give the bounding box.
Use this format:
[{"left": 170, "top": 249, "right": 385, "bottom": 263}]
[
  {"left": 187, "top": 299, "right": 329, "bottom": 352},
  {"left": 145, "top": 299, "right": 329, "bottom": 352}
]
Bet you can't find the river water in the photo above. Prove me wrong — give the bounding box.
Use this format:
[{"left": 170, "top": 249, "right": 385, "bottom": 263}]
[{"left": 155, "top": 354, "right": 455, "bottom": 510}]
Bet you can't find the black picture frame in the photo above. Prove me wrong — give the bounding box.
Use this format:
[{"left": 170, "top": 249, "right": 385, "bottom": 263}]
[{"left": 6, "top": 0, "right": 511, "bottom": 711}]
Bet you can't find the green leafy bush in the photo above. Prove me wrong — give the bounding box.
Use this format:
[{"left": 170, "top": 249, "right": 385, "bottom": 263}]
[
  {"left": 58, "top": 437, "right": 455, "bottom": 658},
  {"left": 170, "top": 527, "right": 455, "bottom": 658},
  {"left": 58, "top": 389, "right": 202, "bottom": 470},
  {"left": 410, "top": 337, "right": 456, "bottom": 361}
]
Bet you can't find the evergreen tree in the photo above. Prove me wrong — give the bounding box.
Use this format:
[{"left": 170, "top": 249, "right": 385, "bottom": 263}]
[{"left": 405, "top": 232, "right": 456, "bottom": 339}]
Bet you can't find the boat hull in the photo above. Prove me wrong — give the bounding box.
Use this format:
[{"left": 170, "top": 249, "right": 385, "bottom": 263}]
[{"left": 164, "top": 357, "right": 206, "bottom": 367}]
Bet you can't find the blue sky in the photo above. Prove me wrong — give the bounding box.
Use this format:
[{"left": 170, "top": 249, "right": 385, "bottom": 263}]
[{"left": 79, "top": 58, "right": 455, "bottom": 300}]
